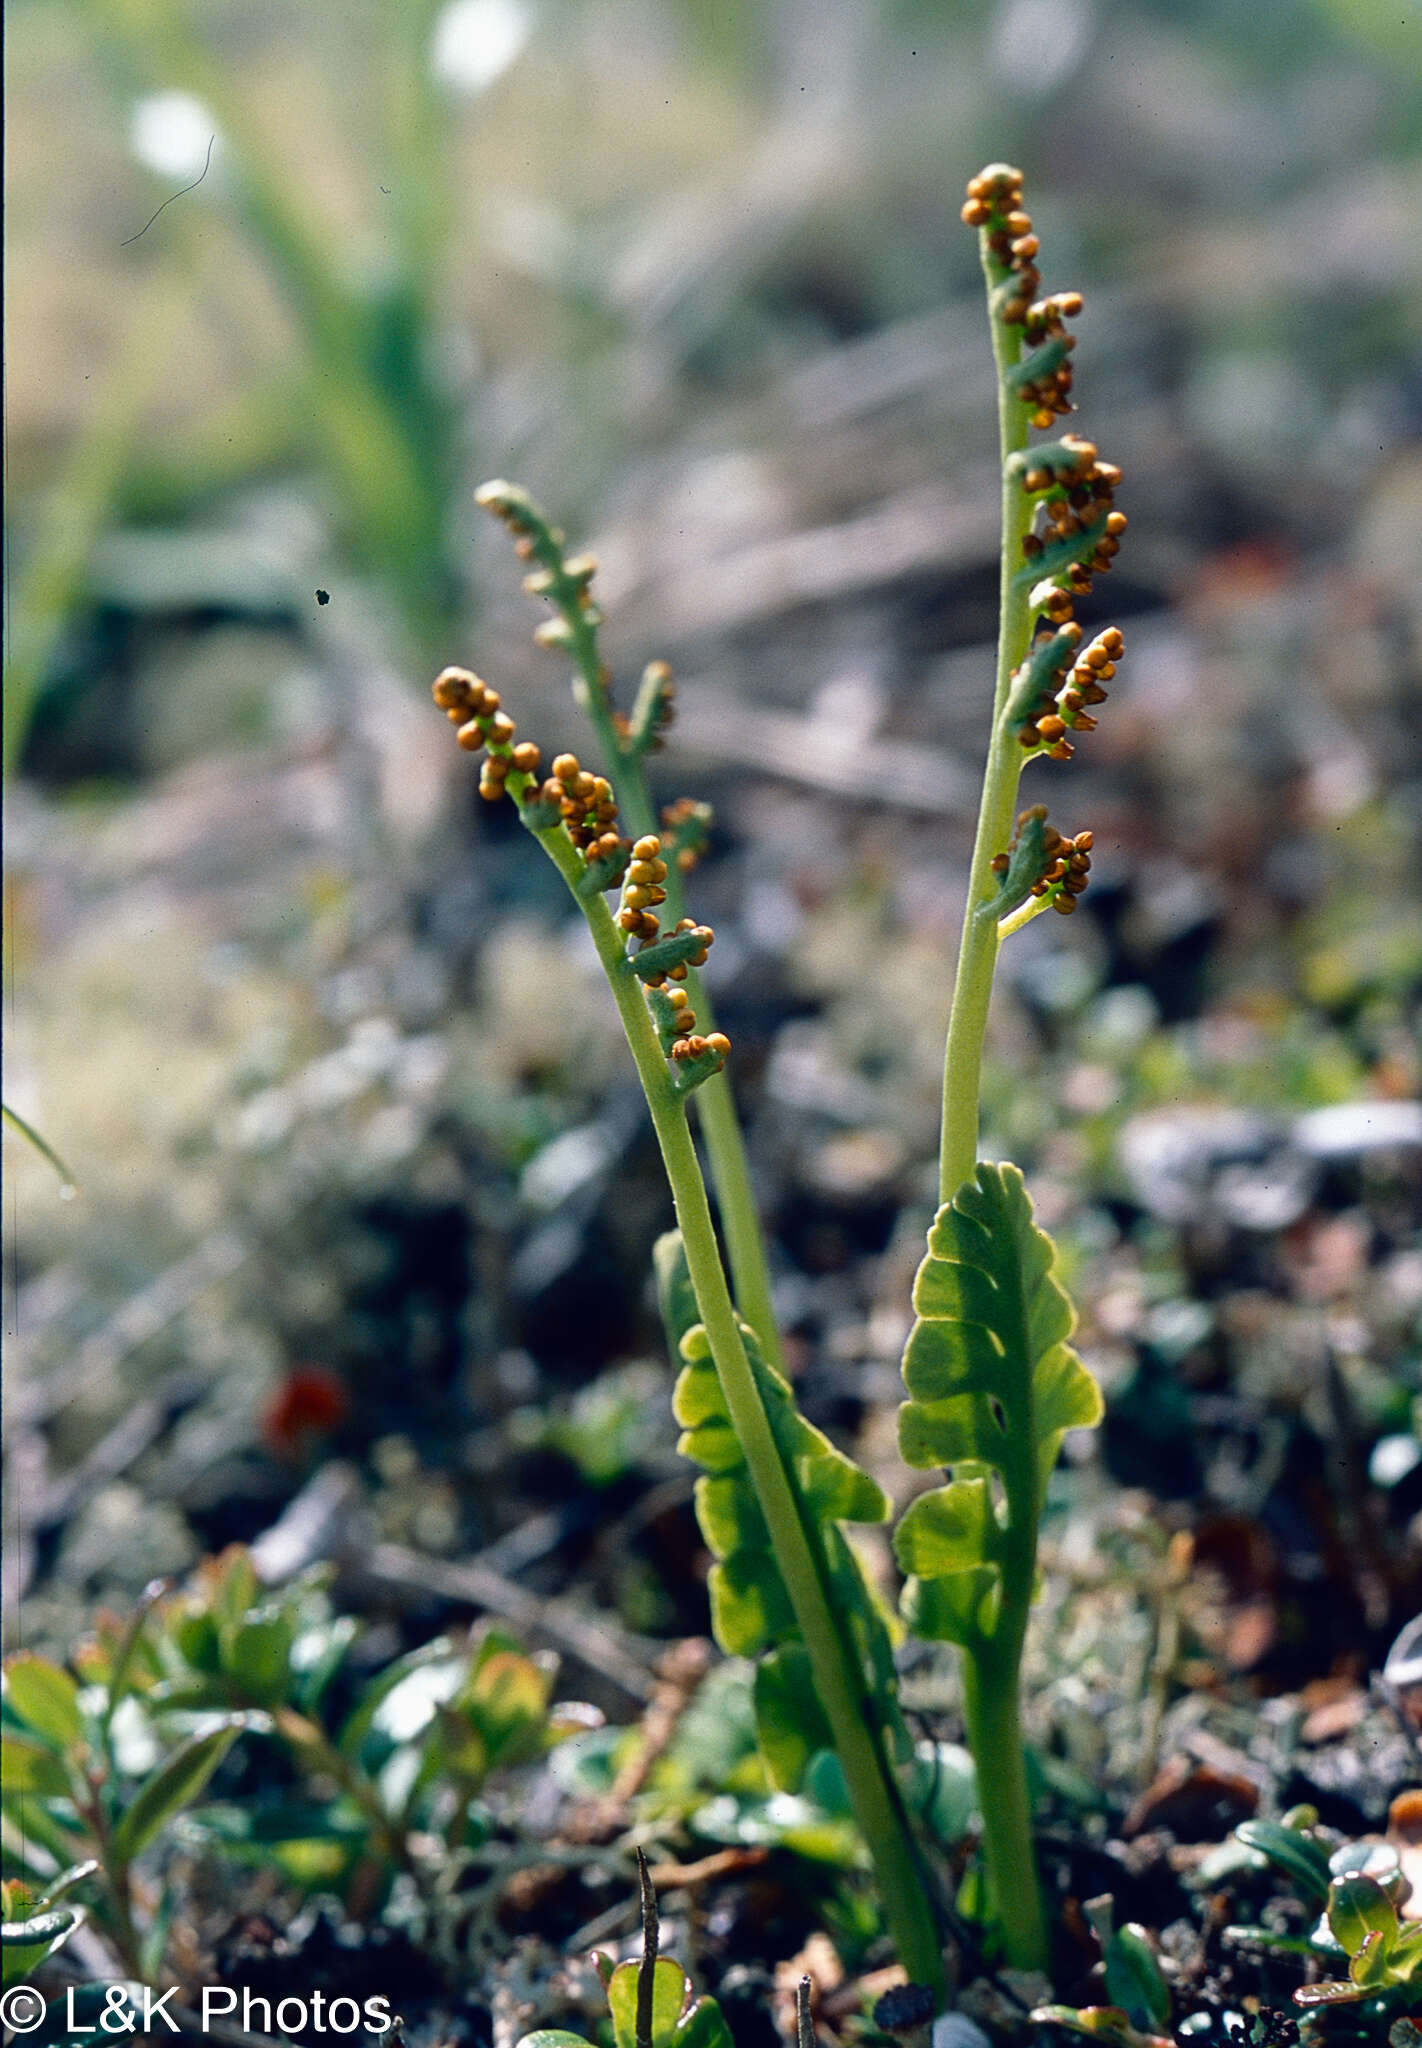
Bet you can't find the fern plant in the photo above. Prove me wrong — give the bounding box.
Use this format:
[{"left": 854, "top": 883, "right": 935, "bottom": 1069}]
[{"left": 430, "top": 163, "right": 1119, "bottom": 1992}]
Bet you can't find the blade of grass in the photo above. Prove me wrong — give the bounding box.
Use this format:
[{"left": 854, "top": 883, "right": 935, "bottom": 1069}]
[
  {"left": 4, "top": 266, "right": 190, "bottom": 778},
  {"left": 1, "top": 1104, "right": 79, "bottom": 1196},
  {"left": 87, "top": 0, "right": 457, "bottom": 643}
]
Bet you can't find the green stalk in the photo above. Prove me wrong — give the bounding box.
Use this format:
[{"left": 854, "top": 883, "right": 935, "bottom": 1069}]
[
  {"left": 960, "top": 1648, "right": 1043, "bottom": 1969},
  {"left": 537, "top": 822, "right": 942, "bottom": 1995},
  {"left": 938, "top": 239, "right": 1036, "bottom": 1206},
  {"left": 935, "top": 232, "right": 1047, "bottom": 1972},
  {"left": 558, "top": 607, "right": 786, "bottom": 1381}
]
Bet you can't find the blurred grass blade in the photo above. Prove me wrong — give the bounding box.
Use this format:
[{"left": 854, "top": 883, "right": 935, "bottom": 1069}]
[
  {"left": 3, "top": 267, "right": 188, "bottom": 779},
  {"left": 1, "top": 1104, "right": 80, "bottom": 1197},
  {"left": 90, "top": 0, "right": 459, "bottom": 644}
]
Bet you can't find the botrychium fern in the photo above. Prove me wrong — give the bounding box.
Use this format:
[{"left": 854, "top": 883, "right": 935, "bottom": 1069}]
[
  {"left": 427, "top": 653, "right": 944, "bottom": 1990},
  {"left": 430, "top": 162, "right": 1122, "bottom": 1995}
]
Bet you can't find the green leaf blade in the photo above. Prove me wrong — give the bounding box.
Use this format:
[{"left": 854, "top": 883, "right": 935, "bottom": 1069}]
[
  {"left": 110, "top": 1718, "right": 251, "bottom": 1864},
  {"left": 754, "top": 1644, "right": 833, "bottom": 1793},
  {"left": 607, "top": 1957, "right": 688, "bottom": 2048},
  {"left": 3, "top": 1658, "right": 84, "bottom": 1752},
  {"left": 897, "top": 1163, "right": 1100, "bottom": 1645}
]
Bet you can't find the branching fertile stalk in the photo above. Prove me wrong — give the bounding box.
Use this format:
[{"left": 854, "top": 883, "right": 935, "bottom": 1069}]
[
  {"left": 912, "top": 164, "right": 1121, "bottom": 1972},
  {"left": 474, "top": 483, "right": 784, "bottom": 1380},
  {"left": 429, "top": 667, "right": 943, "bottom": 1992}
]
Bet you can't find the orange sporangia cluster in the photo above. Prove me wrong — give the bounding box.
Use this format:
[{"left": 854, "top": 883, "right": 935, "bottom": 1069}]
[
  {"left": 618, "top": 835, "right": 715, "bottom": 979},
  {"left": 991, "top": 806, "right": 1094, "bottom": 915},
  {"left": 432, "top": 665, "right": 539, "bottom": 802},
  {"left": 614, "top": 660, "right": 678, "bottom": 756},
  {"left": 432, "top": 669, "right": 633, "bottom": 878},
  {"left": 477, "top": 479, "right": 570, "bottom": 575},
  {"left": 1059, "top": 627, "right": 1122, "bottom": 730},
  {"left": 661, "top": 985, "right": 731, "bottom": 1069},
  {"left": 1035, "top": 824, "right": 1093, "bottom": 914},
  {"left": 1015, "top": 291, "right": 1084, "bottom": 430},
  {"left": 618, "top": 835, "right": 671, "bottom": 942},
  {"left": 963, "top": 165, "right": 1128, "bottom": 778},
  {"left": 660, "top": 795, "right": 713, "bottom": 874},
  {"left": 1014, "top": 623, "right": 1125, "bottom": 759},
  {"left": 1018, "top": 435, "right": 1126, "bottom": 606},
  {"left": 542, "top": 750, "right": 626, "bottom": 860},
  {"left": 478, "top": 479, "right": 681, "bottom": 761},
  {"left": 477, "top": 478, "right": 609, "bottom": 660},
  {"left": 961, "top": 163, "right": 1040, "bottom": 326}
]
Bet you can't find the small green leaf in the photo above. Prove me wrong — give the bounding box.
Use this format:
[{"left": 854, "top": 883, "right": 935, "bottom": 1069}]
[
  {"left": 894, "top": 1479, "right": 997, "bottom": 1578},
  {"left": 629, "top": 930, "right": 713, "bottom": 983},
  {"left": 911, "top": 1256, "right": 999, "bottom": 1325},
  {"left": 708, "top": 1552, "right": 795, "bottom": 1658},
  {"left": 901, "top": 1567, "right": 999, "bottom": 1647},
  {"left": 1005, "top": 333, "right": 1073, "bottom": 394},
  {"left": 989, "top": 805, "right": 1053, "bottom": 918},
  {"left": 464, "top": 1644, "right": 551, "bottom": 1769},
  {"left": 754, "top": 1645, "right": 833, "bottom": 1793},
  {"left": 170, "top": 1608, "right": 222, "bottom": 1675},
  {"left": 1347, "top": 1926, "right": 1393, "bottom": 1990},
  {"left": 1235, "top": 1818, "right": 1333, "bottom": 1904},
  {"left": 1034, "top": 1342, "right": 1105, "bottom": 1472},
  {"left": 795, "top": 1439, "right": 887, "bottom": 1525},
  {"left": 1328, "top": 1872, "right": 1399, "bottom": 1960},
  {"left": 655, "top": 1228, "right": 700, "bottom": 1359},
  {"left": 909, "top": 1740, "right": 977, "bottom": 1841},
  {"left": 225, "top": 1609, "right": 294, "bottom": 1707},
  {"left": 110, "top": 1718, "right": 248, "bottom": 1863},
  {"left": 43, "top": 1858, "right": 105, "bottom": 1903},
  {"left": 674, "top": 1997, "right": 734, "bottom": 2048},
  {"left": 696, "top": 1474, "right": 770, "bottom": 1559},
  {"left": 607, "top": 1957, "right": 688, "bottom": 2048},
  {"left": 1, "top": 1904, "right": 78, "bottom": 1987},
  {"left": 212, "top": 1550, "right": 261, "bottom": 1634},
  {"left": 1104, "top": 1923, "right": 1171, "bottom": 2031},
  {"left": 677, "top": 1419, "right": 743, "bottom": 1473},
  {"left": 1028, "top": 2008, "right": 1170, "bottom": 2047},
  {"left": 337, "top": 1637, "right": 454, "bottom": 1758},
  {"left": 431, "top": 1704, "right": 490, "bottom": 1784},
  {"left": 901, "top": 1317, "right": 1001, "bottom": 1401},
  {"left": 294, "top": 1615, "right": 362, "bottom": 1712},
  {"left": 898, "top": 1165, "right": 1099, "bottom": 1650},
  {"left": 0, "top": 1909, "right": 72, "bottom": 1948},
  {"left": 672, "top": 1303, "right": 901, "bottom": 1781},
  {"left": 517, "top": 2034, "right": 599, "bottom": 2048},
  {"left": 3, "top": 1658, "right": 83, "bottom": 1752},
  {"left": 1293, "top": 1977, "right": 1365, "bottom": 2008},
  {"left": 0, "top": 1103, "right": 78, "bottom": 1194},
  {"left": 0, "top": 1734, "right": 74, "bottom": 1798}
]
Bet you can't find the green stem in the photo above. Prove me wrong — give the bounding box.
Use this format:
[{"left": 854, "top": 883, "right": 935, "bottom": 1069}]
[
  {"left": 935, "top": 231, "right": 1049, "bottom": 1974},
  {"left": 275, "top": 1709, "right": 416, "bottom": 1883},
  {"left": 995, "top": 892, "right": 1055, "bottom": 942},
  {"left": 82, "top": 1785, "right": 145, "bottom": 1981},
  {"left": 539, "top": 824, "right": 942, "bottom": 1995},
  {"left": 938, "top": 243, "right": 1036, "bottom": 1208},
  {"left": 565, "top": 620, "right": 785, "bottom": 1380},
  {"left": 961, "top": 1645, "right": 1046, "bottom": 1972}
]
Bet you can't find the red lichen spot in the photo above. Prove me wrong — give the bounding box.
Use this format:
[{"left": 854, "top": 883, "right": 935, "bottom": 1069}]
[{"left": 262, "top": 1364, "right": 348, "bottom": 1458}]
